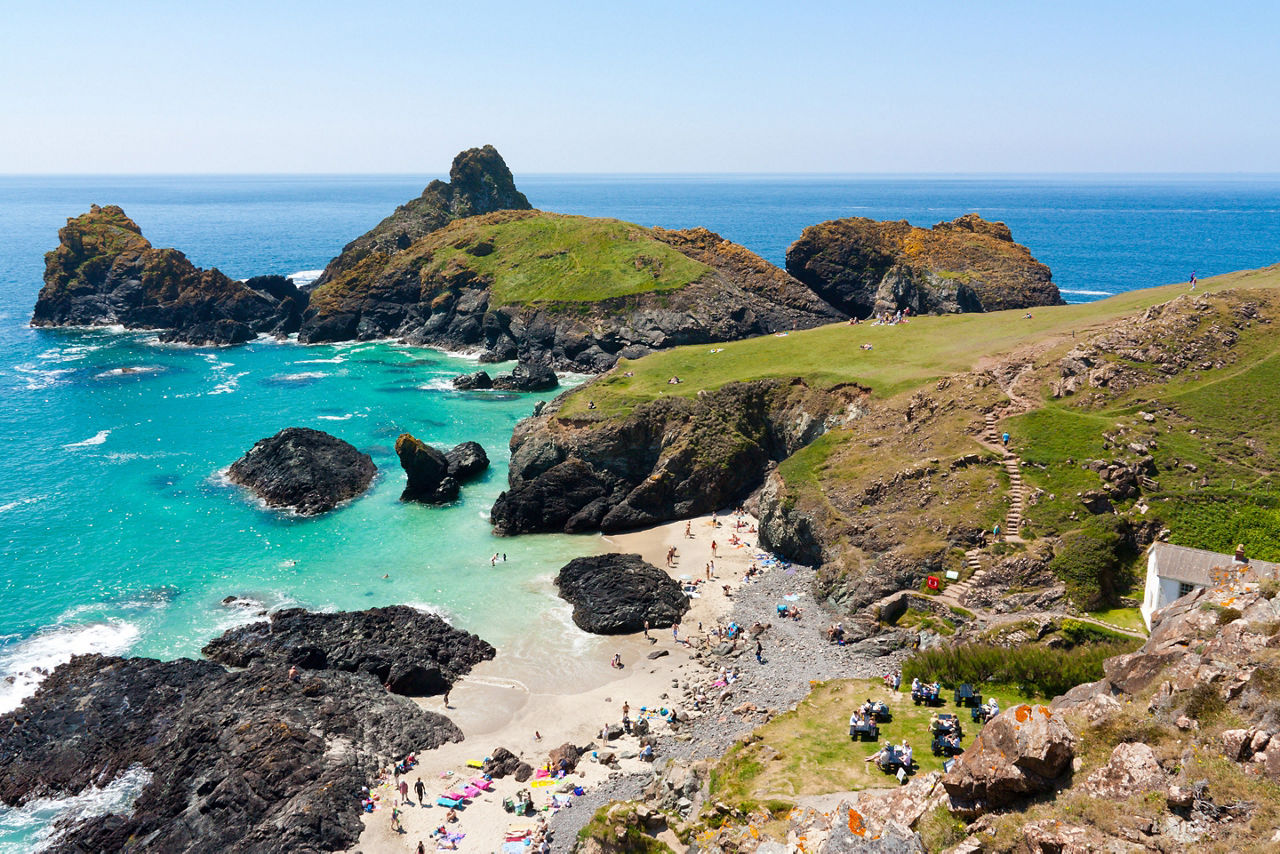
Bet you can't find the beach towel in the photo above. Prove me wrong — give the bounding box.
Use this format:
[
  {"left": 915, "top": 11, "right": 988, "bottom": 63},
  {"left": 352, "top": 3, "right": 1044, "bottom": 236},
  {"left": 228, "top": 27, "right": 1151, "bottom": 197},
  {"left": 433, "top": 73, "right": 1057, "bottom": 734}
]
[
  {"left": 530, "top": 779, "right": 557, "bottom": 788},
  {"left": 534, "top": 768, "right": 549, "bottom": 779},
  {"left": 465, "top": 759, "right": 484, "bottom": 768},
  {"left": 462, "top": 784, "right": 482, "bottom": 798},
  {"left": 436, "top": 796, "right": 460, "bottom": 808},
  {"left": 469, "top": 777, "right": 493, "bottom": 790},
  {"left": 502, "top": 843, "right": 527, "bottom": 854},
  {"left": 443, "top": 790, "right": 467, "bottom": 801}
]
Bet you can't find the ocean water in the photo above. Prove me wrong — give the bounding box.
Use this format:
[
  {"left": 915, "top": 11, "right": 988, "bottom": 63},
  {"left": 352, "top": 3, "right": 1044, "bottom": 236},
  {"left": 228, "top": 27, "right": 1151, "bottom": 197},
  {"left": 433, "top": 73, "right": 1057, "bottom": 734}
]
[{"left": 0, "top": 174, "right": 1278, "bottom": 849}]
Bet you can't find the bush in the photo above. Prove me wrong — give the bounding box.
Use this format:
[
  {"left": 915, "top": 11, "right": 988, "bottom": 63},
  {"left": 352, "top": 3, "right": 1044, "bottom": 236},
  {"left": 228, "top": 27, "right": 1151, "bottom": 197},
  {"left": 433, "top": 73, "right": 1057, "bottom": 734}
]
[
  {"left": 1050, "top": 515, "right": 1133, "bottom": 609},
  {"left": 901, "top": 640, "right": 1139, "bottom": 698},
  {"left": 1260, "top": 578, "right": 1280, "bottom": 600},
  {"left": 1183, "top": 682, "right": 1226, "bottom": 721}
]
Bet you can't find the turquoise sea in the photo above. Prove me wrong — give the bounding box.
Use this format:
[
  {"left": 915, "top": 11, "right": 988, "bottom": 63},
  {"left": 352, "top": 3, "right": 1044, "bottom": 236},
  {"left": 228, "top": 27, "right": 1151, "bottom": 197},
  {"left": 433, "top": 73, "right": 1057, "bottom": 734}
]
[{"left": 1, "top": 173, "right": 1278, "bottom": 847}]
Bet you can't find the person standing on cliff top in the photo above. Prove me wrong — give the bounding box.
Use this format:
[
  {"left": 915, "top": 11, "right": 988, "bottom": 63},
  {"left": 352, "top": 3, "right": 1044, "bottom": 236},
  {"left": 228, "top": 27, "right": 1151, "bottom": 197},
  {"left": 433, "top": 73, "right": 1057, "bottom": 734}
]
[{"left": 1190, "top": 271, "right": 1197, "bottom": 290}]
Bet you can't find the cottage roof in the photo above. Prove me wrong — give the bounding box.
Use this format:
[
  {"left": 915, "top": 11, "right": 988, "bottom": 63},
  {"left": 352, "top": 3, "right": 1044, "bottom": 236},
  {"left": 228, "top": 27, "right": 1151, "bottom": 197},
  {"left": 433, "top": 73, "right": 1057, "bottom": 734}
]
[{"left": 1149, "top": 542, "right": 1280, "bottom": 587}]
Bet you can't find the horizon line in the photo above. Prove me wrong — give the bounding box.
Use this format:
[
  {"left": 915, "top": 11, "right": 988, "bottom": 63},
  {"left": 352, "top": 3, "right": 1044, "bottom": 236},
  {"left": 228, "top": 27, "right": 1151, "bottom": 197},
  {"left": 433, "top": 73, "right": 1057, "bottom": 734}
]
[{"left": 3, "top": 170, "right": 1280, "bottom": 179}]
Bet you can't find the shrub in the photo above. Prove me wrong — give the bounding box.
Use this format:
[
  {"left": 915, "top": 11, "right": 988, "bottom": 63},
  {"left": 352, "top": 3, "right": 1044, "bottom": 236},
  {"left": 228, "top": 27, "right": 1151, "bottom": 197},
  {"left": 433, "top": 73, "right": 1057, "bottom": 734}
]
[
  {"left": 1217, "top": 607, "right": 1243, "bottom": 626},
  {"left": 1050, "top": 515, "right": 1133, "bottom": 609},
  {"left": 1260, "top": 578, "right": 1280, "bottom": 600},
  {"left": 1183, "top": 682, "right": 1226, "bottom": 721},
  {"left": 900, "top": 640, "right": 1139, "bottom": 698}
]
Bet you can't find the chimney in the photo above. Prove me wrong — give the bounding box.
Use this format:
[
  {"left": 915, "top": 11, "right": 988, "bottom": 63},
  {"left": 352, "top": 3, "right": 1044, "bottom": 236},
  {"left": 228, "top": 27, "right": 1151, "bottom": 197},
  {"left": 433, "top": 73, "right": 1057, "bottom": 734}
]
[{"left": 1234, "top": 543, "right": 1247, "bottom": 564}]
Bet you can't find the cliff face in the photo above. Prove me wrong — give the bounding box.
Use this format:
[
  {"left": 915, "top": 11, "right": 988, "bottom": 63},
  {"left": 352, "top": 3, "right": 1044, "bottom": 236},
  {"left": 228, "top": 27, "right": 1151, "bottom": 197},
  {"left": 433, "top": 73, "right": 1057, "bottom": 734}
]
[
  {"left": 490, "top": 379, "right": 861, "bottom": 535},
  {"left": 311, "top": 144, "right": 532, "bottom": 290},
  {"left": 31, "top": 205, "right": 308, "bottom": 345},
  {"left": 300, "top": 211, "right": 844, "bottom": 371},
  {"left": 785, "top": 213, "right": 1062, "bottom": 318}
]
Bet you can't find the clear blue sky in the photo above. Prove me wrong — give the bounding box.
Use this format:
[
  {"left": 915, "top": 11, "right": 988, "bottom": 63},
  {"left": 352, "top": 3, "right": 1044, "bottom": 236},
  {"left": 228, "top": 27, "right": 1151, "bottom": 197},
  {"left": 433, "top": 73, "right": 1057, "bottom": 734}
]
[{"left": 2, "top": 1, "right": 1276, "bottom": 173}]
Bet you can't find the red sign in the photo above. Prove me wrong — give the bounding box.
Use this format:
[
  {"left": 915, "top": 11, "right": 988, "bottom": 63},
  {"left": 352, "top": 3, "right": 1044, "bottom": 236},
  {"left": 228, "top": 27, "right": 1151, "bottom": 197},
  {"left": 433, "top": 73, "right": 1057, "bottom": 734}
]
[{"left": 927, "top": 576, "right": 940, "bottom": 590}]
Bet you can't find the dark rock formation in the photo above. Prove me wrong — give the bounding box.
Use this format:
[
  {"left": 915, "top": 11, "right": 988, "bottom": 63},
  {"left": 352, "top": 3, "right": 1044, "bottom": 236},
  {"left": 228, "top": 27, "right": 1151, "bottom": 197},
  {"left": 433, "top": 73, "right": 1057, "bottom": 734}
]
[
  {"left": 395, "top": 435, "right": 489, "bottom": 503},
  {"left": 31, "top": 206, "right": 308, "bottom": 344},
  {"left": 547, "top": 742, "right": 582, "bottom": 773},
  {"left": 300, "top": 199, "right": 844, "bottom": 371},
  {"left": 445, "top": 441, "right": 490, "bottom": 481},
  {"left": 227, "top": 427, "right": 375, "bottom": 515},
  {"left": 202, "top": 605, "right": 494, "bottom": 696},
  {"left": 490, "top": 359, "right": 559, "bottom": 391},
  {"left": 0, "top": 653, "right": 459, "bottom": 854},
  {"left": 311, "top": 145, "right": 532, "bottom": 292},
  {"left": 786, "top": 213, "right": 1062, "bottom": 319},
  {"left": 554, "top": 553, "right": 689, "bottom": 634},
  {"left": 492, "top": 379, "right": 857, "bottom": 535},
  {"left": 453, "top": 370, "right": 494, "bottom": 390}
]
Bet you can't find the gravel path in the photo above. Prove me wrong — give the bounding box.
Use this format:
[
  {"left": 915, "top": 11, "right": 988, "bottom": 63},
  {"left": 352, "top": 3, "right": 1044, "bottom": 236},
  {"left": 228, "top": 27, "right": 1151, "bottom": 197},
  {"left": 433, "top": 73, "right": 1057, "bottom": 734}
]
[{"left": 547, "top": 561, "right": 907, "bottom": 849}]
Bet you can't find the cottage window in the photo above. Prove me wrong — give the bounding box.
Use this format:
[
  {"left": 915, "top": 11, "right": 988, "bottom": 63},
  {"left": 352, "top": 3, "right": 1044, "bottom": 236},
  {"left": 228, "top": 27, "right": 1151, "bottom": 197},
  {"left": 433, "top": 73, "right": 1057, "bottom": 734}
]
[{"left": 1178, "top": 582, "right": 1195, "bottom": 598}]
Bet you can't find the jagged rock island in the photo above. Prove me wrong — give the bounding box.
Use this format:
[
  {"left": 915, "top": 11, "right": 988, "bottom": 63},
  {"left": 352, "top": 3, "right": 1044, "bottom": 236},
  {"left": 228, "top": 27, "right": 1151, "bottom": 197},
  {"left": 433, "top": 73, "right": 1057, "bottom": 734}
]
[
  {"left": 227, "top": 427, "right": 376, "bottom": 515},
  {"left": 0, "top": 607, "right": 487, "bottom": 853},
  {"left": 394, "top": 434, "right": 490, "bottom": 503},
  {"left": 31, "top": 205, "right": 308, "bottom": 345},
  {"left": 785, "top": 213, "right": 1063, "bottom": 318},
  {"left": 298, "top": 147, "right": 844, "bottom": 370}
]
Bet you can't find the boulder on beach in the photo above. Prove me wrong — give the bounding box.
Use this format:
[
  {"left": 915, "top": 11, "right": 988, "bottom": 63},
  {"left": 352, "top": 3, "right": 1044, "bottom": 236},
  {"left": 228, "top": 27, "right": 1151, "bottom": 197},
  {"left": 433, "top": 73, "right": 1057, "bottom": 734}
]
[
  {"left": 202, "top": 605, "right": 495, "bottom": 696},
  {"left": 227, "top": 427, "right": 375, "bottom": 516},
  {"left": 395, "top": 434, "right": 490, "bottom": 503},
  {"left": 554, "top": 553, "right": 690, "bottom": 634}
]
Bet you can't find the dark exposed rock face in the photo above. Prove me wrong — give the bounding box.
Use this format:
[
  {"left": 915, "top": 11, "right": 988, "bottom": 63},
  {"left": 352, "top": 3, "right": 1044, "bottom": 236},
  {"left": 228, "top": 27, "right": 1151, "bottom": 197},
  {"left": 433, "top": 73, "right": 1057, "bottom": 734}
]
[
  {"left": 0, "top": 652, "right": 460, "bottom": 854},
  {"left": 453, "top": 370, "right": 494, "bottom": 390},
  {"left": 492, "top": 379, "right": 857, "bottom": 535},
  {"left": 31, "top": 206, "right": 308, "bottom": 344},
  {"left": 227, "top": 427, "right": 375, "bottom": 515},
  {"left": 300, "top": 203, "right": 844, "bottom": 372},
  {"left": 311, "top": 145, "right": 532, "bottom": 292},
  {"left": 203, "top": 605, "right": 494, "bottom": 695},
  {"left": 786, "top": 213, "right": 1062, "bottom": 319},
  {"left": 491, "top": 359, "right": 559, "bottom": 391},
  {"left": 555, "top": 553, "right": 690, "bottom": 634},
  {"left": 395, "top": 435, "right": 490, "bottom": 503}
]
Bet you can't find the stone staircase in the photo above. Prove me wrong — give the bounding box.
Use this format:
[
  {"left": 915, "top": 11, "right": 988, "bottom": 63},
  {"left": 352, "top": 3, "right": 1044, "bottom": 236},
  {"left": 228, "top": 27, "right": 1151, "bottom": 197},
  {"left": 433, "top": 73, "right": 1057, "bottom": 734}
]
[
  {"left": 936, "top": 548, "right": 987, "bottom": 609},
  {"left": 980, "top": 411, "right": 1025, "bottom": 543}
]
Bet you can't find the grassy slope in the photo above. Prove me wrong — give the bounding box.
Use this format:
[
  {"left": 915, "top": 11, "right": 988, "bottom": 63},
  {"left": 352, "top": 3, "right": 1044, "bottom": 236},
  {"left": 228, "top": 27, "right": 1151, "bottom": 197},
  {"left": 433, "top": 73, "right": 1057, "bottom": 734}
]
[
  {"left": 309, "top": 211, "right": 714, "bottom": 315},
  {"left": 559, "top": 265, "right": 1280, "bottom": 420},
  {"left": 709, "top": 678, "right": 1037, "bottom": 808}
]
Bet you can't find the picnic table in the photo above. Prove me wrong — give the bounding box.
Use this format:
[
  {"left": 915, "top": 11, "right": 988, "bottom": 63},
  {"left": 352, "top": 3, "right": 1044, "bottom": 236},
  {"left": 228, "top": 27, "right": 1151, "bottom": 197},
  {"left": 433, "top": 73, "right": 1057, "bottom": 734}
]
[
  {"left": 849, "top": 713, "right": 879, "bottom": 741},
  {"left": 953, "top": 683, "right": 982, "bottom": 707},
  {"left": 930, "top": 713, "right": 962, "bottom": 736},
  {"left": 911, "top": 683, "right": 943, "bottom": 706}
]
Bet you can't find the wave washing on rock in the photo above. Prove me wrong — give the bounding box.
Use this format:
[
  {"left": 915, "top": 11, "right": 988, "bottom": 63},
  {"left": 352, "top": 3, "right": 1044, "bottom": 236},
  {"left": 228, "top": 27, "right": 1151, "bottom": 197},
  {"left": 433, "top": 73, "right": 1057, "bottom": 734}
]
[{"left": 0, "top": 607, "right": 489, "bottom": 853}]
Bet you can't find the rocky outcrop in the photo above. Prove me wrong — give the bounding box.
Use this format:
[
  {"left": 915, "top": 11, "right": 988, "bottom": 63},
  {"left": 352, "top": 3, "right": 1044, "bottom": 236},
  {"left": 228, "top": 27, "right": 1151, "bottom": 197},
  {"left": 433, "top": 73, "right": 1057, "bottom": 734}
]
[
  {"left": 394, "top": 434, "right": 489, "bottom": 503},
  {"left": 202, "top": 605, "right": 494, "bottom": 696},
  {"left": 227, "top": 427, "right": 375, "bottom": 515},
  {"left": 311, "top": 145, "right": 532, "bottom": 292},
  {"left": 942, "top": 704, "right": 1076, "bottom": 815},
  {"left": 491, "top": 379, "right": 857, "bottom": 535},
  {"left": 0, "top": 649, "right": 461, "bottom": 853},
  {"left": 555, "top": 553, "right": 689, "bottom": 634},
  {"left": 786, "top": 213, "right": 1061, "bottom": 319},
  {"left": 491, "top": 358, "right": 559, "bottom": 391},
  {"left": 31, "top": 205, "right": 308, "bottom": 344},
  {"left": 453, "top": 370, "right": 494, "bottom": 390},
  {"left": 300, "top": 206, "right": 844, "bottom": 371}
]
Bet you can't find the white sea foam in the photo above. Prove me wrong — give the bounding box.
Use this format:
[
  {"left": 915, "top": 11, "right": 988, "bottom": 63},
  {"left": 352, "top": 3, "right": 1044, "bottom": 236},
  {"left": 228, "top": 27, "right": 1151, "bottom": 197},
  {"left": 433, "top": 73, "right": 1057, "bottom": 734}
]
[
  {"left": 0, "top": 765, "right": 152, "bottom": 852},
  {"left": 1059, "top": 288, "right": 1114, "bottom": 297},
  {"left": 317, "top": 413, "right": 354, "bottom": 421},
  {"left": 63, "top": 429, "right": 111, "bottom": 450},
  {"left": 294, "top": 354, "right": 347, "bottom": 365},
  {"left": 417, "top": 377, "right": 457, "bottom": 392},
  {"left": 13, "top": 365, "right": 74, "bottom": 391},
  {"left": 0, "top": 496, "right": 42, "bottom": 514},
  {"left": 272, "top": 371, "right": 328, "bottom": 382},
  {"left": 287, "top": 269, "right": 324, "bottom": 288},
  {"left": 209, "top": 371, "right": 249, "bottom": 396},
  {"left": 94, "top": 365, "right": 164, "bottom": 380},
  {"left": 0, "top": 620, "right": 141, "bottom": 714}
]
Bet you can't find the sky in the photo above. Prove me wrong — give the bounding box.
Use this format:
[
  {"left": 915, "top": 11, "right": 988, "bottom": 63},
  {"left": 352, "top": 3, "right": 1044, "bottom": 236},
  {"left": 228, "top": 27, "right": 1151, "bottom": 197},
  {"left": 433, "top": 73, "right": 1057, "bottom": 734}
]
[{"left": 1, "top": 1, "right": 1277, "bottom": 174}]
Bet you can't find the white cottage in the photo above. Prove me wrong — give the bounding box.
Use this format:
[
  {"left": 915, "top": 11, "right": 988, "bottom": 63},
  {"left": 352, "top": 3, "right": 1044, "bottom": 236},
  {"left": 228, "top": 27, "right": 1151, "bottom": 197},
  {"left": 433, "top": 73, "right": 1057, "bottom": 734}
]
[{"left": 1141, "top": 542, "right": 1279, "bottom": 629}]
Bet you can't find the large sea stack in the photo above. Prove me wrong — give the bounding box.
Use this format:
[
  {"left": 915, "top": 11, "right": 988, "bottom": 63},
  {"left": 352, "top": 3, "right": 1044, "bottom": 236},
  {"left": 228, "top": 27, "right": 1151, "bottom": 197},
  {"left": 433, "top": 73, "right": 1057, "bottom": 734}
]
[
  {"left": 31, "top": 205, "right": 308, "bottom": 345},
  {"left": 785, "top": 213, "right": 1062, "bottom": 318},
  {"left": 227, "top": 427, "right": 376, "bottom": 515},
  {"left": 298, "top": 147, "right": 844, "bottom": 370}
]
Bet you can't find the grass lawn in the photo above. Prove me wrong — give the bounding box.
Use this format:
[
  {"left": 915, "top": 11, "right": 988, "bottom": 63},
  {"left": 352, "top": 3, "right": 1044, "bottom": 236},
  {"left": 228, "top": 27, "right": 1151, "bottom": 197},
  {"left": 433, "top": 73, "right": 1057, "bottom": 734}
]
[
  {"left": 1085, "top": 606, "right": 1147, "bottom": 633},
  {"left": 709, "top": 678, "right": 1038, "bottom": 809}
]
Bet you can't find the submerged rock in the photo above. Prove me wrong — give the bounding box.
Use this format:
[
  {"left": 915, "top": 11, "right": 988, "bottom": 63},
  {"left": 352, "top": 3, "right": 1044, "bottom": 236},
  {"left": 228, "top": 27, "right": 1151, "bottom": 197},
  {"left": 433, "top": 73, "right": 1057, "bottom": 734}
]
[
  {"left": 31, "top": 206, "right": 308, "bottom": 344},
  {"left": 452, "top": 370, "right": 494, "bottom": 390},
  {"left": 202, "top": 605, "right": 494, "bottom": 696},
  {"left": 786, "top": 212, "right": 1061, "bottom": 318},
  {"left": 0, "top": 651, "right": 460, "bottom": 854},
  {"left": 555, "top": 553, "right": 690, "bottom": 634},
  {"left": 227, "top": 427, "right": 375, "bottom": 515}
]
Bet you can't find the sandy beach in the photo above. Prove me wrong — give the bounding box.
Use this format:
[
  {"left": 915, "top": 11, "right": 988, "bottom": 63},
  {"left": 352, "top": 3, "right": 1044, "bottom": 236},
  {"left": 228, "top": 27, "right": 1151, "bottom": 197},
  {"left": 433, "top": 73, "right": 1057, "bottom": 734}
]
[{"left": 355, "top": 511, "right": 769, "bottom": 853}]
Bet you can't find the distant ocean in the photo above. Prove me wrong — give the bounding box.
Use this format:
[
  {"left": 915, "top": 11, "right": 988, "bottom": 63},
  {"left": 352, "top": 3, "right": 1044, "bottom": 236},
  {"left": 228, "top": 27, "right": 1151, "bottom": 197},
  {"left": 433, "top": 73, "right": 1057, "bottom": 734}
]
[{"left": 0, "top": 174, "right": 1278, "bottom": 849}]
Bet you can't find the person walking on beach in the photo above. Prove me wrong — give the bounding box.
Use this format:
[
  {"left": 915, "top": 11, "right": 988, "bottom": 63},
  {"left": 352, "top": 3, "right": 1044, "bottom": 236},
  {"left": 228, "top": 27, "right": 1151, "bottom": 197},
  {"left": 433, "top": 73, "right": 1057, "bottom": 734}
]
[
  {"left": 711, "top": 540, "right": 718, "bottom": 558},
  {"left": 755, "top": 640, "right": 763, "bottom": 664},
  {"left": 685, "top": 520, "right": 692, "bottom": 538},
  {"left": 417, "top": 842, "right": 427, "bottom": 854},
  {"left": 414, "top": 777, "right": 426, "bottom": 804},
  {"left": 442, "top": 688, "right": 451, "bottom": 708},
  {"left": 399, "top": 779, "right": 409, "bottom": 803},
  {"left": 672, "top": 622, "right": 680, "bottom": 642},
  {"left": 643, "top": 619, "right": 651, "bottom": 640}
]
